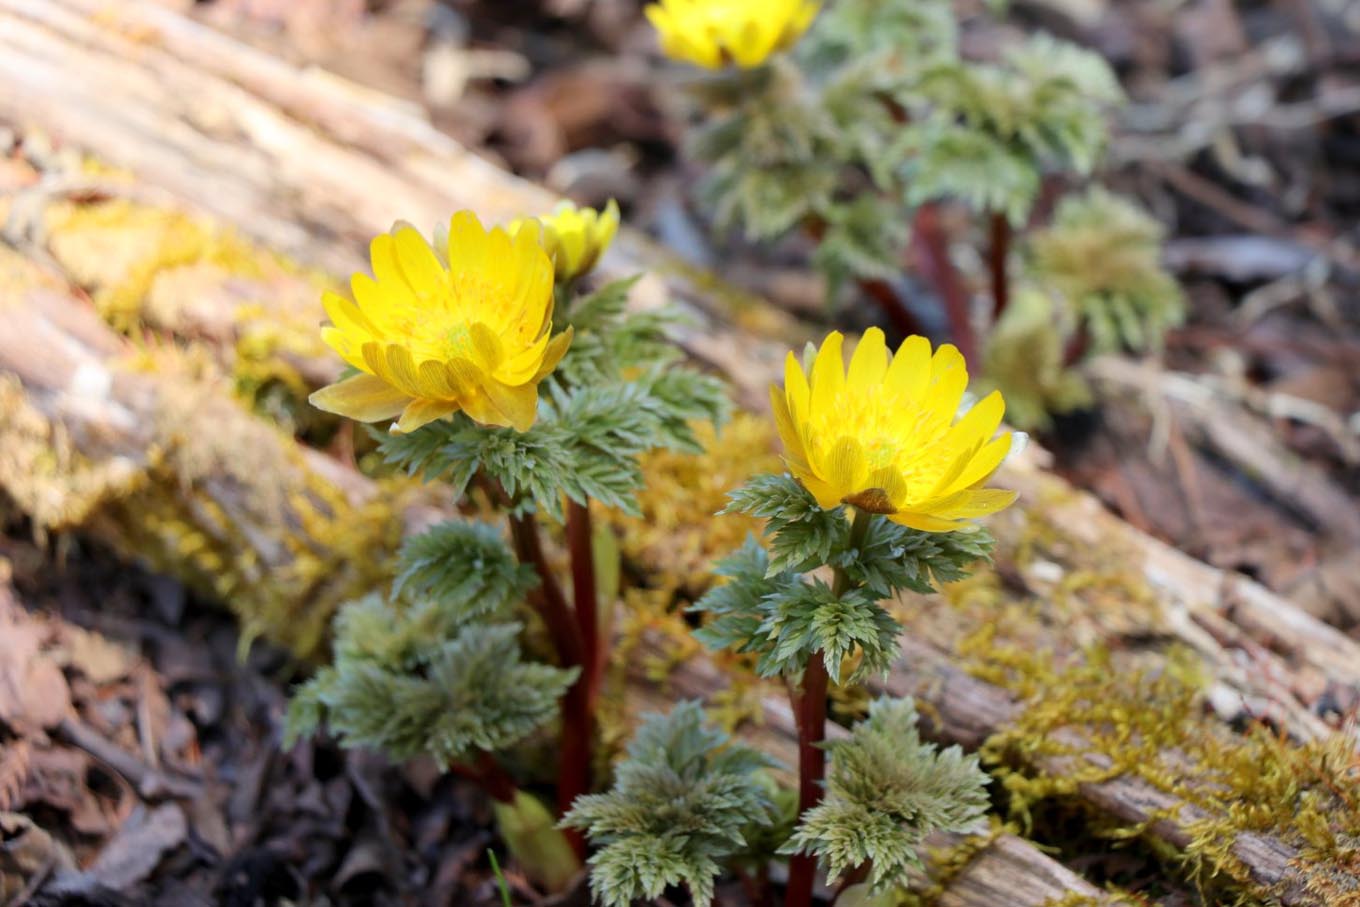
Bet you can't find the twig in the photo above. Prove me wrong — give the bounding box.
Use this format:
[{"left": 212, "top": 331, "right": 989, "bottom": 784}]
[{"left": 55, "top": 716, "right": 201, "bottom": 801}]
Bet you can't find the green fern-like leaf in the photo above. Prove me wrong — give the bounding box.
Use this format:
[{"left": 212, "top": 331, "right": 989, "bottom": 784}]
[
  {"left": 900, "top": 118, "right": 1040, "bottom": 225},
  {"left": 690, "top": 534, "right": 902, "bottom": 683},
  {"left": 562, "top": 701, "right": 777, "bottom": 907},
  {"left": 287, "top": 611, "right": 576, "bottom": 764},
  {"left": 1026, "top": 187, "right": 1185, "bottom": 355},
  {"left": 781, "top": 697, "right": 990, "bottom": 893},
  {"left": 394, "top": 520, "right": 536, "bottom": 622},
  {"left": 977, "top": 287, "right": 1094, "bottom": 431},
  {"left": 812, "top": 195, "right": 912, "bottom": 301},
  {"left": 798, "top": 0, "right": 957, "bottom": 75}
]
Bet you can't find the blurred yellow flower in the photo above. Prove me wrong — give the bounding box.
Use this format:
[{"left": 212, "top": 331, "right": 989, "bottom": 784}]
[
  {"left": 310, "top": 212, "right": 571, "bottom": 434},
  {"left": 771, "top": 328, "right": 1018, "bottom": 532},
  {"left": 645, "top": 0, "right": 819, "bottom": 70},
  {"left": 514, "top": 200, "right": 620, "bottom": 281}
]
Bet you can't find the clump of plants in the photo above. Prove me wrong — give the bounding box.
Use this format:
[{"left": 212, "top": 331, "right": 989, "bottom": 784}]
[
  {"left": 286, "top": 186, "right": 1021, "bottom": 904},
  {"left": 646, "top": 0, "right": 1184, "bottom": 430},
  {"left": 286, "top": 200, "right": 726, "bottom": 886}
]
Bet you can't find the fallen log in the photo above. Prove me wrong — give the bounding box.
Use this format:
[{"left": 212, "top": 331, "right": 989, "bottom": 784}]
[
  {"left": 0, "top": 0, "right": 796, "bottom": 410},
  {"left": 0, "top": 262, "right": 412, "bottom": 657}
]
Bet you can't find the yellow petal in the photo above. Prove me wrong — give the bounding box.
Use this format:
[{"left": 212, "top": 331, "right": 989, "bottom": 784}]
[
  {"left": 393, "top": 398, "right": 459, "bottom": 435},
  {"left": 770, "top": 385, "right": 808, "bottom": 468},
  {"left": 384, "top": 344, "right": 423, "bottom": 396},
  {"left": 369, "top": 233, "right": 409, "bottom": 303},
  {"left": 417, "top": 359, "right": 462, "bottom": 399},
  {"left": 809, "top": 331, "right": 845, "bottom": 416},
  {"left": 885, "top": 335, "right": 932, "bottom": 404},
  {"left": 887, "top": 511, "right": 965, "bottom": 533},
  {"left": 784, "top": 351, "right": 811, "bottom": 420},
  {"left": 481, "top": 379, "right": 540, "bottom": 432},
  {"left": 392, "top": 224, "right": 446, "bottom": 296},
  {"left": 846, "top": 327, "right": 889, "bottom": 394},
  {"left": 944, "top": 390, "right": 1005, "bottom": 453},
  {"left": 468, "top": 322, "right": 506, "bottom": 372},
  {"left": 792, "top": 467, "right": 843, "bottom": 512},
  {"left": 309, "top": 373, "right": 411, "bottom": 422},
  {"left": 821, "top": 436, "right": 866, "bottom": 502},
  {"left": 942, "top": 433, "right": 1014, "bottom": 497},
  {"left": 532, "top": 327, "right": 573, "bottom": 381},
  {"left": 930, "top": 488, "right": 1019, "bottom": 520},
  {"left": 322, "top": 290, "right": 376, "bottom": 339},
  {"left": 321, "top": 326, "right": 370, "bottom": 373}
]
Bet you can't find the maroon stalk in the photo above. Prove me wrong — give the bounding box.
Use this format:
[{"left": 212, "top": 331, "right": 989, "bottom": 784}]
[
  {"left": 911, "top": 204, "right": 977, "bottom": 367},
  {"left": 566, "top": 499, "right": 603, "bottom": 705},
  {"left": 988, "top": 211, "right": 1011, "bottom": 322},
  {"left": 506, "top": 510, "right": 589, "bottom": 857},
  {"left": 784, "top": 511, "right": 872, "bottom": 907},
  {"left": 451, "top": 751, "right": 518, "bottom": 804},
  {"left": 784, "top": 653, "right": 831, "bottom": 907}
]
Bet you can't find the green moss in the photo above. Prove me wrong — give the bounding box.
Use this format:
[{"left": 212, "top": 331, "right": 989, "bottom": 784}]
[
  {"left": 959, "top": 634, "right": 1360, "bottom": 905},
  {"left": 43, "top": 197, "right": 338, "bottom": 427}
]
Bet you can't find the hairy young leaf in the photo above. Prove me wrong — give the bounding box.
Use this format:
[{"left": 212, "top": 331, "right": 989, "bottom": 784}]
[
  {"left": 562, "top": 702, "right": 777, "bottom": 907},
  {"left": 782, "top": 697, "right": 990, "bottom": 893},
  {"left": 287, "top": 614, "right": 576, "bottom": 764},
  {"left": 394, "top": 520, "right": 536, "bottom": 623},
  {"left": 1026, "top": 187, "right": 1184, "bottom": 355}
]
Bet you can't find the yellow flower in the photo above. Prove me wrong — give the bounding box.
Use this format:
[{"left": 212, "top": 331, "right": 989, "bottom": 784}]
[
  {"left": 645, "top": 0, "right": 820, "bottom": 70},
  {"left": 513, "top": 200, "right": 620, "bottom": 281},
  {"left": 310, "top": 212, "right": 571, "bottom": 434},
  {"left": 771, "top": 328, "right": 1018, "bottom": 532}
]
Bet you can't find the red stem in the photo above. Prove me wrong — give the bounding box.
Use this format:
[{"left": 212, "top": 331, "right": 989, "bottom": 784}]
[
  {"left": 861, "top": 277, "right": 928, "bottom": 339},
  {"left": 507, "top": 512, "right": 583, "bottom": 669},
  {"left": 785, "top": 654, "right": 831, "bottom": 907},
  {"left": 1062, "top": 323, "right": 1091, "bottom": 368},
  {"left": 566, "top": 499, "right": 603, "bottom": 706},
  {"left": 505, "top": 509, "right": 589, "bottom": 858},
  {"left": 451, "top": 752, "right": 518, "bottom": 804},
  {"left": 911, "top": 204, "right": 977, "bottom": 367},
  {"left": 988, "top": 211, "right": 1011, "bottom": 323},
  {"left": 803, "top": 215, "right": 926, "bottom": 339}
]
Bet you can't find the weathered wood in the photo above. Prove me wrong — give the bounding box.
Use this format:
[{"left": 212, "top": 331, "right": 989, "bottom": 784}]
[
  {"left": 0, "top": 0, "right": 796, "bottom": 410},
  {"left": 0, "top": 268, "right": 413, "bottom": 657}
]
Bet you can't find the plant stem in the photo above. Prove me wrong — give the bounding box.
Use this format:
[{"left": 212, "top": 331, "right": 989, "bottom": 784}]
[
  {"left": 803, "top": 215, "right": 926, "bottom": 340},
  {"left": 560, "top": 497, "right": 601, "bottom": 843},
  {"left": 987, "top": 211, "right": 1011, "bottom": 323},
  {"left": 911, "top": 204, "right": 977, "bottom": 367},
  {"left": 451, "top": 751, "right": 518, "bottom": 804},
  {"left": 566, "top": 498, "right": 602, "bottom": 705},
  {"left": 785, "top": 652, "right": 830, "bottom": 907},
  {"left": 505, "top": 509, "right": 589, "bottom": 857},
  {"left": 785, "top": 510, "right": 873, "bottom": 907},
  {"left": 506, "top": 512, "right": 584, "bottom": 669}
]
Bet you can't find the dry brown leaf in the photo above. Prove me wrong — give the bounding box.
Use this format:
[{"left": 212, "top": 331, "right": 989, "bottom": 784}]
[
  {"left": 57, "top": 626, "right": 134, "bottom": 686},
  {"left": 0, "top": 740, "right": 31, "bottom": 812},
  {"left": 0, "top": 599, "right": 72, "bottom": 732},
  {"left": 84, "top": 802, "right": 187, "bottom": 890},
  {"left": 0, "top": 811, "right": 75, "bottom": 901}
]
